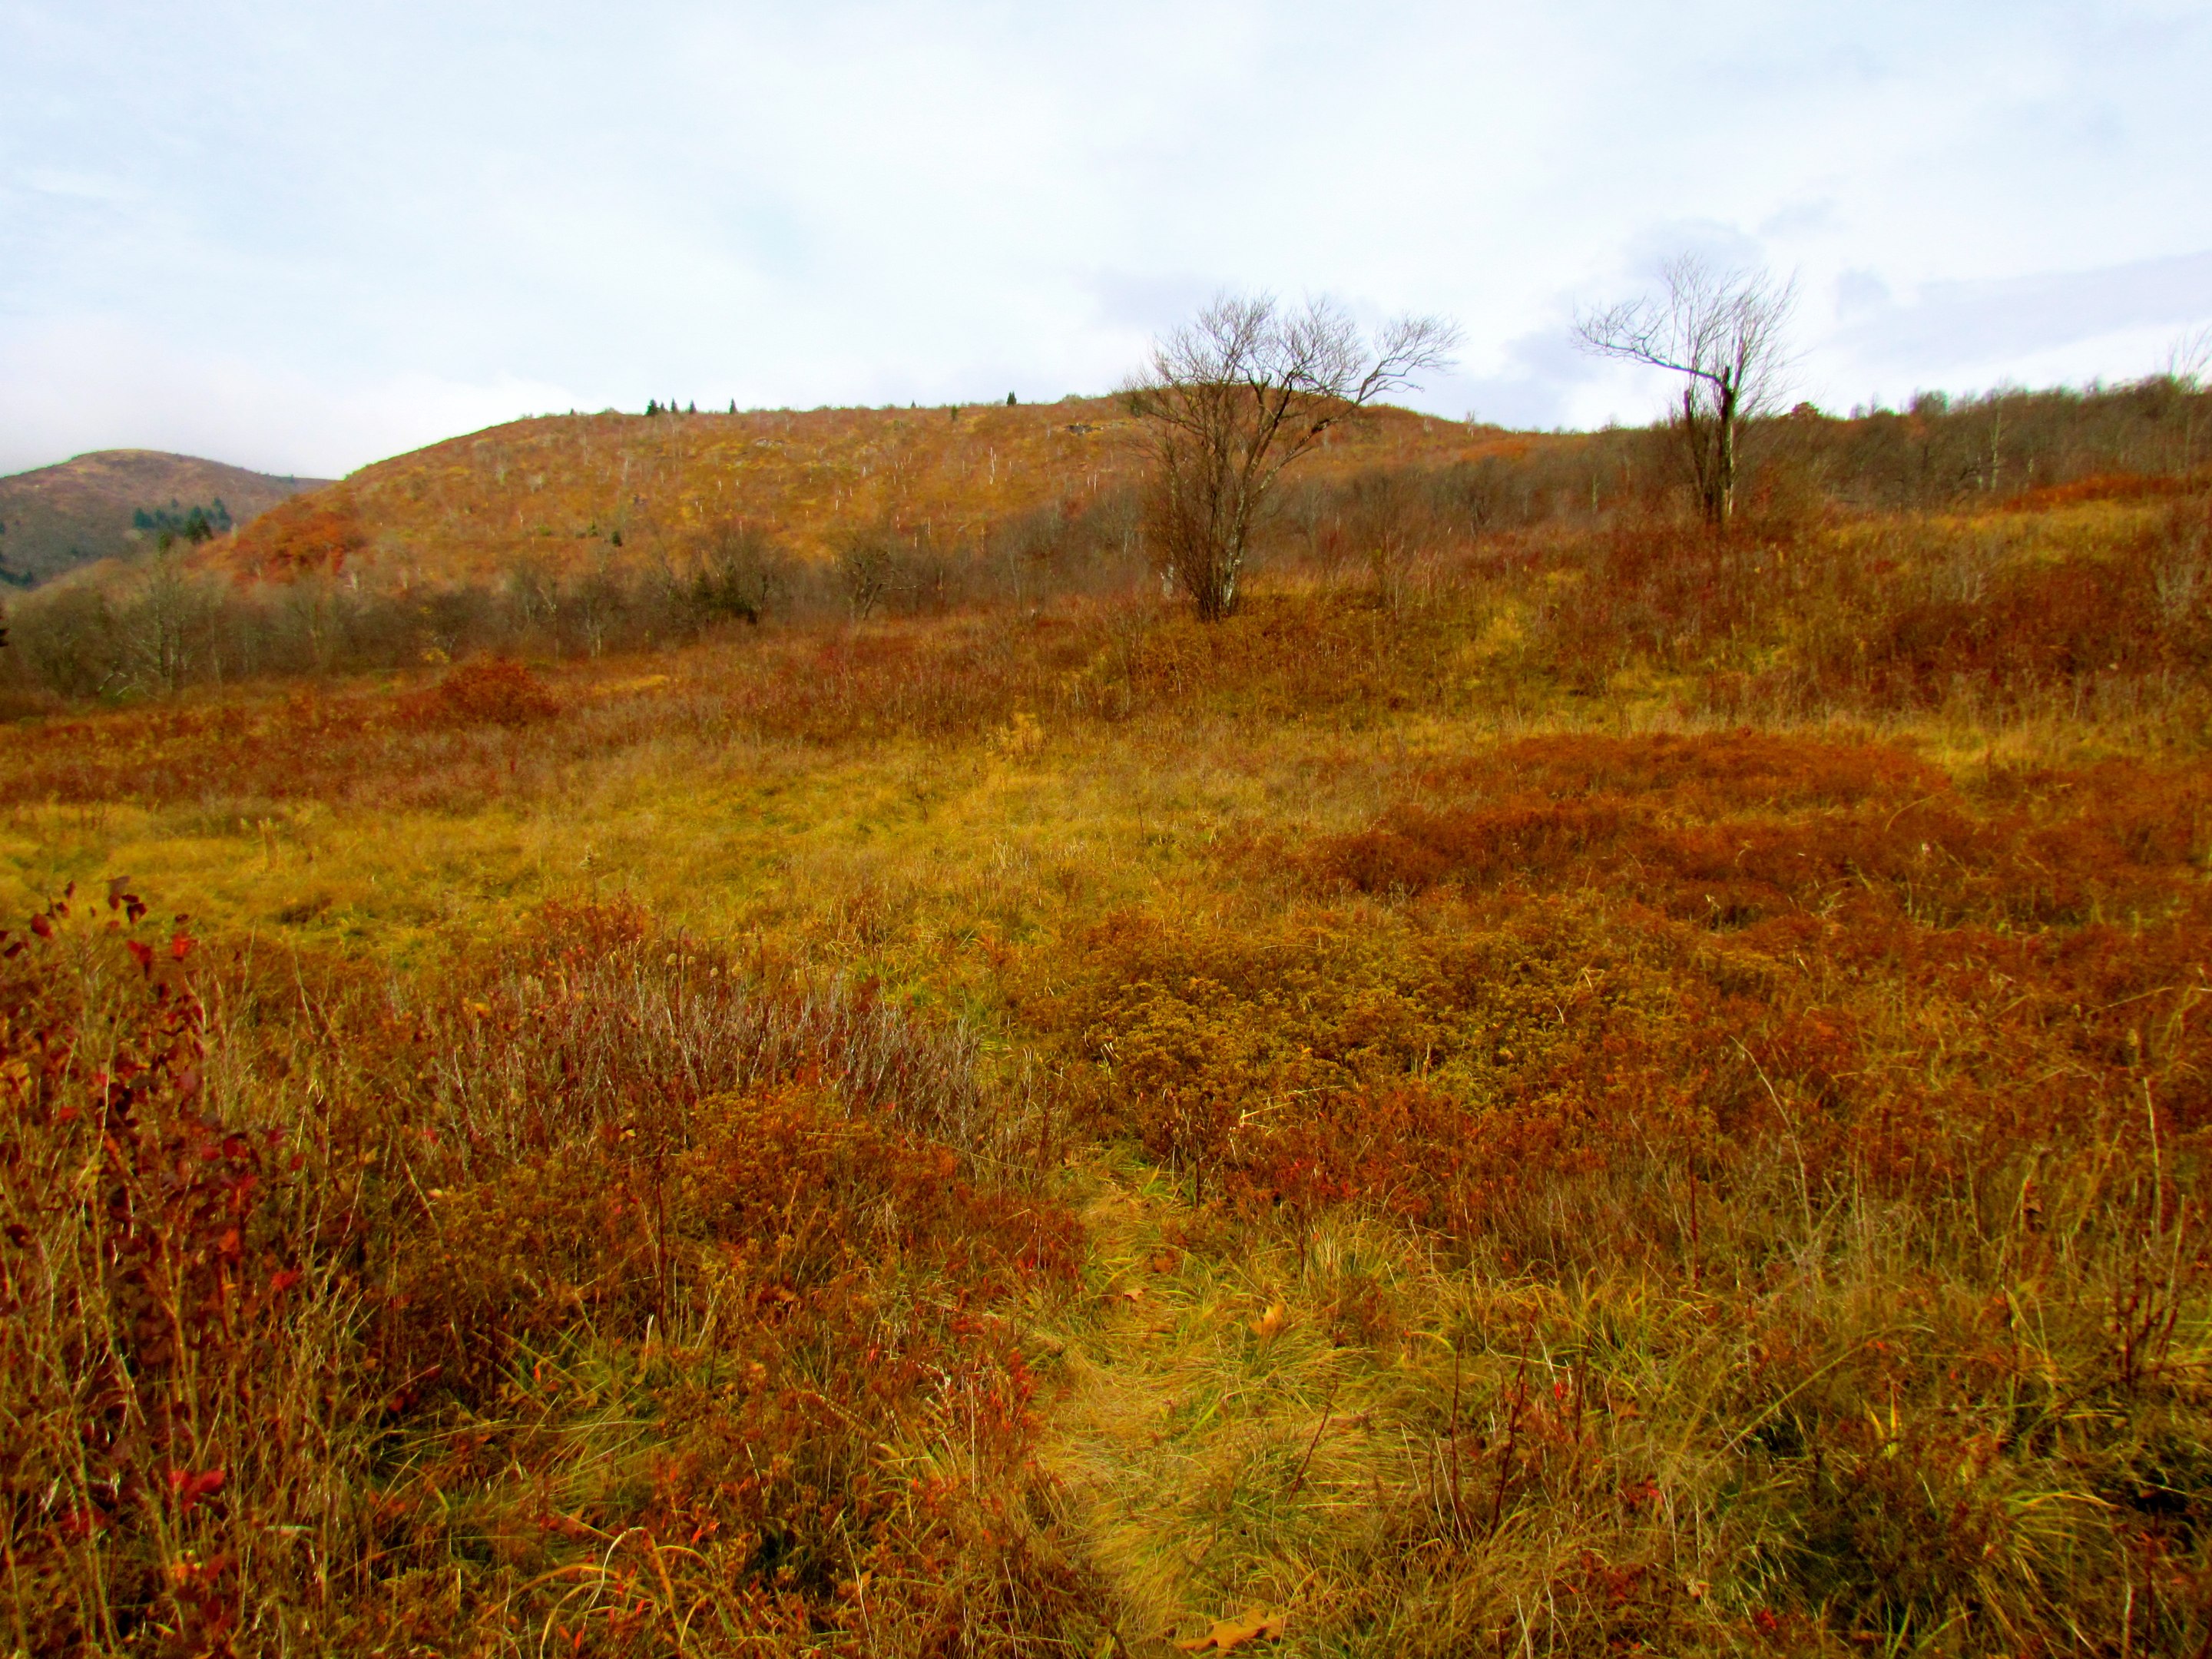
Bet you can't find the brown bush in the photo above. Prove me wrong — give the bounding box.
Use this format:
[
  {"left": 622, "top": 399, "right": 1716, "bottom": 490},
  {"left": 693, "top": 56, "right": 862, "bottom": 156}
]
[
  {"left": 404, "top": 654, "right": 564, "bottom": 728},
  {"left": 1309, "top": 734, "right": 2212, "bottom": 931},
  {"left": 2002, "top": 469, "right": 2203, "bottom": 512},
  {"left": 225, "top": 490, "right": 368, "bottom": 580}
]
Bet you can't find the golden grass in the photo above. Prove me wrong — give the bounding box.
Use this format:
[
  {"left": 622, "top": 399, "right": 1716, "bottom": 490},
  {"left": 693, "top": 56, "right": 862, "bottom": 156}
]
[
  {"left": 211, "top": 399, "right": 1516, "bottom": 588},
  {"left": 5, "top": 493, "right": 2211, "bottom": 1652}
]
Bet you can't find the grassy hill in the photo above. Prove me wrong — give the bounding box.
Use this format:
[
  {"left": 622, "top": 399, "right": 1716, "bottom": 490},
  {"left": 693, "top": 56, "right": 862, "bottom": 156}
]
[
  {"left": 202, "top": 376, "right": 2212, "bottom": 599},
  {"left": 213, "top": 397, "right": 1528, "bottom": 587},
  {"left": 0, "top": 448, "right": 329, "bottom": 584}
]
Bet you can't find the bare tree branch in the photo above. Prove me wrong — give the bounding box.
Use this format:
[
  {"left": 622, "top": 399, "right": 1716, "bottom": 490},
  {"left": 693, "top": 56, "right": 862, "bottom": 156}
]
[
  {"left": 2163, "top": 324, "right": 2212, "bottom": 392},
  {"left": 1575, "top": 256, "right": 1796, "bottom": 530},
  {"left": 1124, "top": 294, "right": 1459, "bottom": 620}
]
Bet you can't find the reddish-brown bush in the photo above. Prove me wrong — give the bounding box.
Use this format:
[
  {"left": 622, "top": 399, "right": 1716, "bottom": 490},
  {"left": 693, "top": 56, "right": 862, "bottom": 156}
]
[
  {"left": 1416, "top": 730, "right": 1947, "bottom": 811},
  {"left": 403, "top": 654, "right": 564, "bottom": 728},
  {"left": 2002, "top": 470, "right": 2203, "bottom": 512},
  {"left": 0, "top": 895, "right": 1094, "bottom": 1654},
  {"left": 1012, "top": 734, "right": 2212, "bottom": 1267},
  {"left": 224, "top": 491, "right": 369, "bottom": 580},
  {"left": 1310, "top": 736, "right": 2212, "bottom": 931}
]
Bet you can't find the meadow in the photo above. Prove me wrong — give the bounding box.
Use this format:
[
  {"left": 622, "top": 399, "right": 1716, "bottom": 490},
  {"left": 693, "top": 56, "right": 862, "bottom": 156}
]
[{"left": 2, "top": 452, "right": 2210, "bottom": 1654}]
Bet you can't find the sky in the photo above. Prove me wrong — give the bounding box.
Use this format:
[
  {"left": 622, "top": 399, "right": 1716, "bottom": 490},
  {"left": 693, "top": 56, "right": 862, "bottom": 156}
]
[{"left": 3, "top": 0, "right": 2208, "bottom": 479}]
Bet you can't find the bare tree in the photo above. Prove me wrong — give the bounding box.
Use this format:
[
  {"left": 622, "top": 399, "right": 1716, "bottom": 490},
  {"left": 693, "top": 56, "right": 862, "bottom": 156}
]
[
  {"left": 682, "top": 520, "right": 792, "bottom": 627},
  {"left": 1124, "top": 293, "right": 1458, "bottom": 620},
  {"left": 2162, "top": 324, "right": 2212, "bottom": 389},
  {"left": 118, "top": 554, "right": 214, "bottom": 694},
  {"left": 1576, "top": 256, "right": 1796, "bottom": 531}
]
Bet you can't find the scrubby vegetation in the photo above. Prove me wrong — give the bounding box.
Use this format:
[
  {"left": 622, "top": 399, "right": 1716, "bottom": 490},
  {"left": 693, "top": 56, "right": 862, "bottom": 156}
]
[
  {"left": 2, "top": 894, "right": 1088, "bottom": 1653},
  {"left": 3, "top": 373, "right": 2207, "bottom": 708},
  {"left": 1, "top": 390, "right": 2210, "bottom": 1653}
]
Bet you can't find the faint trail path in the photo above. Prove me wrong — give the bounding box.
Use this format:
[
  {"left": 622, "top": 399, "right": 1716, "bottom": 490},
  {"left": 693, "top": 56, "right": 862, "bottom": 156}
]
[{"left": 1029, "top": 1157, "right": 1386, "bottom": 1657}]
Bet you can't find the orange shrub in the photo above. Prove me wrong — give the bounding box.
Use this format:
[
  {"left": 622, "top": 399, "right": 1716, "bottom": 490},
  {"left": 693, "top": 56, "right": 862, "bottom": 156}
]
[
  {"left": 1012, "top": 734, "right": 2212, "bottom": 1271},
  {"left": 1008, "top": 899, "right": 1734, "bottom": 1244},
  {"left": 1413, "top": 730, "right": 1946, "bottom": 811},
  {"left": 2002, "top": 470, "right": 2203, "bottom": 512},
  {"left": 224, "top": 490, "right": 368, "bottom": 580},
  {"left": 1310, "top": 736, "right": 2212, "bottom": 930},
  {"left": 402, "top": 655, "right": 564, "bottom": 728}
]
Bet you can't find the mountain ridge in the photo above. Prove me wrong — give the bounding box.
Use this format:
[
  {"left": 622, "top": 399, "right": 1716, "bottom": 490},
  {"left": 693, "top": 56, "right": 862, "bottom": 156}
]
[{"left": 0, "top": 449, "right": 331, "bottom": 584}]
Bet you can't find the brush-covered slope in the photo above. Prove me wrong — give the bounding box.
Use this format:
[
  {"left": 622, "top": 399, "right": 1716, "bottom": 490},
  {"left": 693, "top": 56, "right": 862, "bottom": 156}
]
[
  {"left": 0, "top": 449, "right": 329, "bottom": 584},
  {"left": 218, "top": 398, "right": 1545, "bottom": 587}
]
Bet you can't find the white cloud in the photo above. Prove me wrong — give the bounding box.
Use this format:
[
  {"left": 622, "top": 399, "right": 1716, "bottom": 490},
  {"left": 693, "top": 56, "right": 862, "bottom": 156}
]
[
  {"left": 1825, "top": 252, "right": 2212, "bottom": 375},
  {"left": 2, "top": 0, "right": 2208, "bottom": 474},
  {"left": 0, "top": 316, "right": 577, "bottom": 477}
]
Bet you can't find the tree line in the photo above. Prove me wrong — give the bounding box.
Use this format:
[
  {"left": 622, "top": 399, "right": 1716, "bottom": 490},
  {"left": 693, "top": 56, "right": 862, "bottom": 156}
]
[{"left": 0, "top": 501, "right": 1152, "bottom": 705}]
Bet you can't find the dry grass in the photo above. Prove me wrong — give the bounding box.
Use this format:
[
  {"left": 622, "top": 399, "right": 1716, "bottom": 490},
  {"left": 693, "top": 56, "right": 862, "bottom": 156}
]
[
  {"left": 1031, "top": 1104, "right": 2209, "bottom": 1655},
  {"left": 0, "top": 895, "right": 1096, "bottom": 1654},
  {"left": 3, "top": 489, "right": 2211, "bottom": 1653},
  {"left": 213, "top": 400, "right": 1497, "bottom": 587}
]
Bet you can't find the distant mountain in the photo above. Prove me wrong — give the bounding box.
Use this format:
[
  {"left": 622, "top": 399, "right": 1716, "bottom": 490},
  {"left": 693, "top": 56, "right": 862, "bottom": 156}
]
[{"left": 0, "top": 450, "right": 332, "bottom": 585}]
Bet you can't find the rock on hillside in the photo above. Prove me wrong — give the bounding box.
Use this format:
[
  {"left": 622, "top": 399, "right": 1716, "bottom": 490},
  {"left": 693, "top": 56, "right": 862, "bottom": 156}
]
[{"left": 0, "top": 450, "right": 331, "bottom": 585}]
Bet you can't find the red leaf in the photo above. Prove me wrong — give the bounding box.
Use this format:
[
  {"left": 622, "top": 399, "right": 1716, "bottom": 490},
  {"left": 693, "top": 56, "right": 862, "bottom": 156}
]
[
  {"left": 127, "top": 939, "right": 154, "bottom": 972},
  {"left": 58, "top": 1505, "right": 106, "bottom": 1543},
  {"left": 166, "top": 1469, "right": 227, "bottom": 1511},
  {"left": 170, "top": 933, "right": 197, "bottom": 961},
  {"left": 28, "top": 915, "right": 52, "bottom": 940},
  {"left": 269, "top": 1269, "right": 303, "bottom": 1295}
]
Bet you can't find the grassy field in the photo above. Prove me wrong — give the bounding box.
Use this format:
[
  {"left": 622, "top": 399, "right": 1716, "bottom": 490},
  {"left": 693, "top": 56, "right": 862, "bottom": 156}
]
[{"left": 4, "top": 487, "right": 2210, "bottom": 1654}]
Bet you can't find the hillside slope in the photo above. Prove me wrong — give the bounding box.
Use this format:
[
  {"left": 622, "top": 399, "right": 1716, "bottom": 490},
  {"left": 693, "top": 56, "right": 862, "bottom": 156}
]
[
  {"left": 213, "top": 379, "right": 2212, "bottom": 596},
  {"left": 0, "top": 449, "right": 330, "bottom": 584},
  {"left": 217, "top": 397, "right": 1543, "bottom": 587}
]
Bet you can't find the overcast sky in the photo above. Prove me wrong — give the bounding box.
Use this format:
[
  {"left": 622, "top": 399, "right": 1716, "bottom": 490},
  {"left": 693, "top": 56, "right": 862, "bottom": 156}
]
[{"left": 3, "top": 0, "right": 2207, "bottom": 478}]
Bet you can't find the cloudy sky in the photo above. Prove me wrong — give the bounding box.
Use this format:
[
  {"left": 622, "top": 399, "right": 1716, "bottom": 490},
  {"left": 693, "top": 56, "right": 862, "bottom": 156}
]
[{"left": 3, "top": 0, "right": 2207, "bottom": 478}]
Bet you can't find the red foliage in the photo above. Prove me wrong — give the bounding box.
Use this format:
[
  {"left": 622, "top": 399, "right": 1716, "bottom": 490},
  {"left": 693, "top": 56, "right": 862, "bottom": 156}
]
[
  {"left": 0, "top": 885, "right": 290, "bottom": 1653},
  {"left": 225, "top": 491, "right": 368, "bottom": 580},
  {"left": 1416, "top": 730, "right": 1946, "bottom": 810},
  {"left": 401, "top": 656, "right": 564, "bottom": 728},
  {"left": 1013, "top": 732, "right": 2212, "bottom": 1273},
  {"left": 1310, "top": 734, "right": 2211, "bottom": 930},
  {"left": 2002, "top": 471, "right": 2202, "bottom": 512},
  {"left": 2, "top": 894, "right": 1089, "bottom": 1651}
]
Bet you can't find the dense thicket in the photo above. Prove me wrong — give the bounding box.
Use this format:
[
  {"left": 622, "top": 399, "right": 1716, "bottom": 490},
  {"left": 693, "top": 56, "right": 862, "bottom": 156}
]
[{"left": 0, "top": 501, "right": 1148, "bottom": 703}]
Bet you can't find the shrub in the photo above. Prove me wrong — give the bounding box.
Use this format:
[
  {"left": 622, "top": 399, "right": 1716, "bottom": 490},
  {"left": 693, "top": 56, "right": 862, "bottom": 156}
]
[
  {"left": 404, "top": 655, "right": 564, "bottom": 727},
  {"left": 0, "top": 893, "right": 1098, "bottom": 1653}
]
